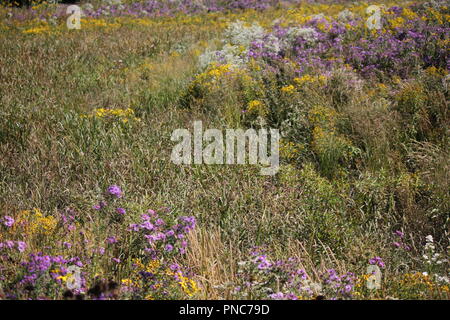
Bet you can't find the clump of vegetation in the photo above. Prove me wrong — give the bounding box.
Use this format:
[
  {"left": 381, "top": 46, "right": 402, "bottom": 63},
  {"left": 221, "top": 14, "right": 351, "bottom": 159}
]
[{"left": 0, "top": 0, "right": 448, "bottom": 300}]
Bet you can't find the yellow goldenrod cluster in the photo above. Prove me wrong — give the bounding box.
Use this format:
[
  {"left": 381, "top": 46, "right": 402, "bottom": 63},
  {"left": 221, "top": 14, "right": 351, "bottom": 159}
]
[
  {"left": 121, "top": 278, "right": 134, "bottom": 287},
  {"left": 206, "top": 64, "right": 232, "bottom": 78},
  {"left": 22, "top": 25, "right": 51, "bottom": 34},
  {"left": 294, "top": 74, "right": 328, "bottom": 87},
  {"left": 246, "top": 99, "right": 268, "bottom": 116},
  {"left": 176, "top": 272, "right": 199, "bottom": 297},
  {"left": 425, "top": 7, "right": 445, "bottom": 24},
  {"left": 190, "top": 63, "right": 238, "bottom": 92},
  {"left": 352, "top": 274, "right": 373, "bottom": 297},
  {"left": 280, "top": 84, "right": 295, "bottom": 94},
  {"left": 425, "top": 66, "right": 449, "bottom": 77},
  {"left": 14, "top": 208, "right": 57, "bottom": 236},
  {"left": 388, "top": 16, "right": 406, "bottom": 29},
  {"left": 80, "top": 18, "right": 121, "bottom": 30},
  {"left": 133, "top": 258, "right": 161, "bottom": 273},
  {"left": 82, "top": 108, "right": 141, "bottom": 123},
  {"left": 400, "top": 272, "right": 435, "bottom": 289},
  {"left": 122, "top": 258, "right": 163, "bottom": 290},
  {"left": 402, "top": 8, "right": 418, "bottom": 20}
]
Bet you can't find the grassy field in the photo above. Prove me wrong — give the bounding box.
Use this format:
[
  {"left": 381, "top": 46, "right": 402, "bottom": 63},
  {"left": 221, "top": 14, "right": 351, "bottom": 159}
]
[{"left": 0, "top": 0, "right": 449, "bottom": 300}]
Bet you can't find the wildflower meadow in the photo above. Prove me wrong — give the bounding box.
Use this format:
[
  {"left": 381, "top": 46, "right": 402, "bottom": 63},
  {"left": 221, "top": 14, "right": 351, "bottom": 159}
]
[{"left": 0, "top": 0, "right": 449, "bottom": 301}]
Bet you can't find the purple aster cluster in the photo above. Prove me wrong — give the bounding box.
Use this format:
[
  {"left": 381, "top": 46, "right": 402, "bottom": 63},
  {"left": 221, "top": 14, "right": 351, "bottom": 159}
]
[
  {"left": 237, "top": 249, "right": 359, "bottom": 299},
  {"left": 128, "top": 210, "right": 196, "bottom": 257},
  {"left": 0, "top": 240, "right": 26, "bottom": 253},
  {"left": 107, "top": 185, "right": 123, "bottom": 198},
  {"left": 320, "top": 269, "right": 356, "bottom": 298},
  {"left": 19, "top": 253, "right": 84, "bottom": 287},
  {"left": 6, "top": 0, "right": 304, "bottom": 21},
  {"left": 2, "top": 215, "right": 15, "bottom": 228},
  {"left": 249, "top": 8, "right": 448, "bottom": 79},
  {"left": 369, "top": 256, "right": 386, "bottom": 269}
]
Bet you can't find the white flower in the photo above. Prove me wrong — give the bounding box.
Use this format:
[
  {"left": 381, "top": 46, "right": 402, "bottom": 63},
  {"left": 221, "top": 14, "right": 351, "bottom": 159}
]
[
  {"left": 422, "top": 272, "right": 428, "bottom": 276},
  {"left": 310, "top": 13, "right": 326, "bottom": 21},
  {"left": 281, "top": 27, "right": 319, "bottom": 50},
  {"left": 337, "top": 9, "right": 355, "bottom": 21},
  {"left": 254, "top": 34, "right": 281, "bottom": 54},
  {"left": 224, "top": 20, "right": 265, "bottom": 48},
  {"left": 198, "top": 44, "right": 247, "bottom": 69},
  {"left": 425, "top": 235, "right": 434, "bottom": 242}
]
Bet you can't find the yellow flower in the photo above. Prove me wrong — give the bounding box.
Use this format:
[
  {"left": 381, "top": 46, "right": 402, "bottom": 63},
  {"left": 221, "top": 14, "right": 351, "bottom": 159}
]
[
  {"left": 177, "top": 272, "right": 199, "bottom": 297},
  {"left": 294, "top": 74, "right": 327, "bottom": 86},
  {"left": 246, "top": 100, "right": 268, "bottom": 116},
  {"left": 15, "top": 208, "right": 57, "bottom": 236},
  {"left": 56, "top": 275, "right": 68, "bottom": 282},
  {"left": 389, "top": 17, "right": 405, "bottom": 29},
  {"left": 23, "top": 25, "right": 51, "bottom": 34},
  {"left": 281, "top": 84, "right": 295, "bottom": 93},
  {"left": 83, "top": 108, "right": 140, "bottom": 123},
  {"left": 402, "top": 8, "right": 418, "bottom": 20},
  {"left": 121, "top": 279, "right": 133, "bottom": 286}
]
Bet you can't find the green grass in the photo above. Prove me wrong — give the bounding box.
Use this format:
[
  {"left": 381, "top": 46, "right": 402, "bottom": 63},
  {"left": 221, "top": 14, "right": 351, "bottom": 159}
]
[{"left": 0, "top": 1, "right": 449, "bottom": 300}]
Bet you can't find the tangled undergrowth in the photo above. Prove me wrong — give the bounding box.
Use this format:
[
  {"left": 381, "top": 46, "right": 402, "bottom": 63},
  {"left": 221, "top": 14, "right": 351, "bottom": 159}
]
[{"left": 0, "top": 0, "right": 449, "bottom": 299}]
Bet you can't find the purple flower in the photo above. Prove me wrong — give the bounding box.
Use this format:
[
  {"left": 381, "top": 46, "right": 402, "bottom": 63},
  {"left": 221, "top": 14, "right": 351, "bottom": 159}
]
[
  {"left": 112, "top": 257, "right": 121, "bottom": 264},
  {"left": 63, "top": 242, "right": 72, "bottom": 249},
  {"left": 179, "top": 216, "right": 196, "bottom": 231},
  {"left": 93, "top": 201, "right": 107, "bottom": 210},
  {"left": 165, "top": 244, "right": 174, "bottom": 252},
  {"left": 369, "top": 256, "right": 385, "bottom": 268},
  {"left": 165, "top": 230, "right": 175, "bottom": 237},
  {"left": 140, "top": 221, "right": 154, "bottom": 231},
  {"left": 5, "top": 240, "right": 14, "bottom": 249},
  {"left": 106, "top": 236, "right": 118, "bottom": 244},
  {"left": 154, "top": 232, "right": 166, "bottom": 241},
  {"left": 3, "top": 216, "right": 14, "bottom": 227},
  {"left": 255, "top": 255, "right": 271, "bottom": 270},
  {"left": 169, "top": 263, "right": 180, "bottom": 272},
  {"left": 269, "top": 292, "right": 285, "bottom": 300},
  {"left": 344, "top": 284, "right": 353, "bottom": 293},
  {"left": 17, "top": 241, "right": 26, "bottom": 252},
  {"left": 116, "top": 208, "right": 126, "bottom": 215},
  {"left": 394, "top": 230, "right": 404, "bottom": 238},
  {"left": 107, "top": 185, "right": 122, "bottom": 198},
  {"left": 145, "top": 234, "right": 157, "bottom": 243}
]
